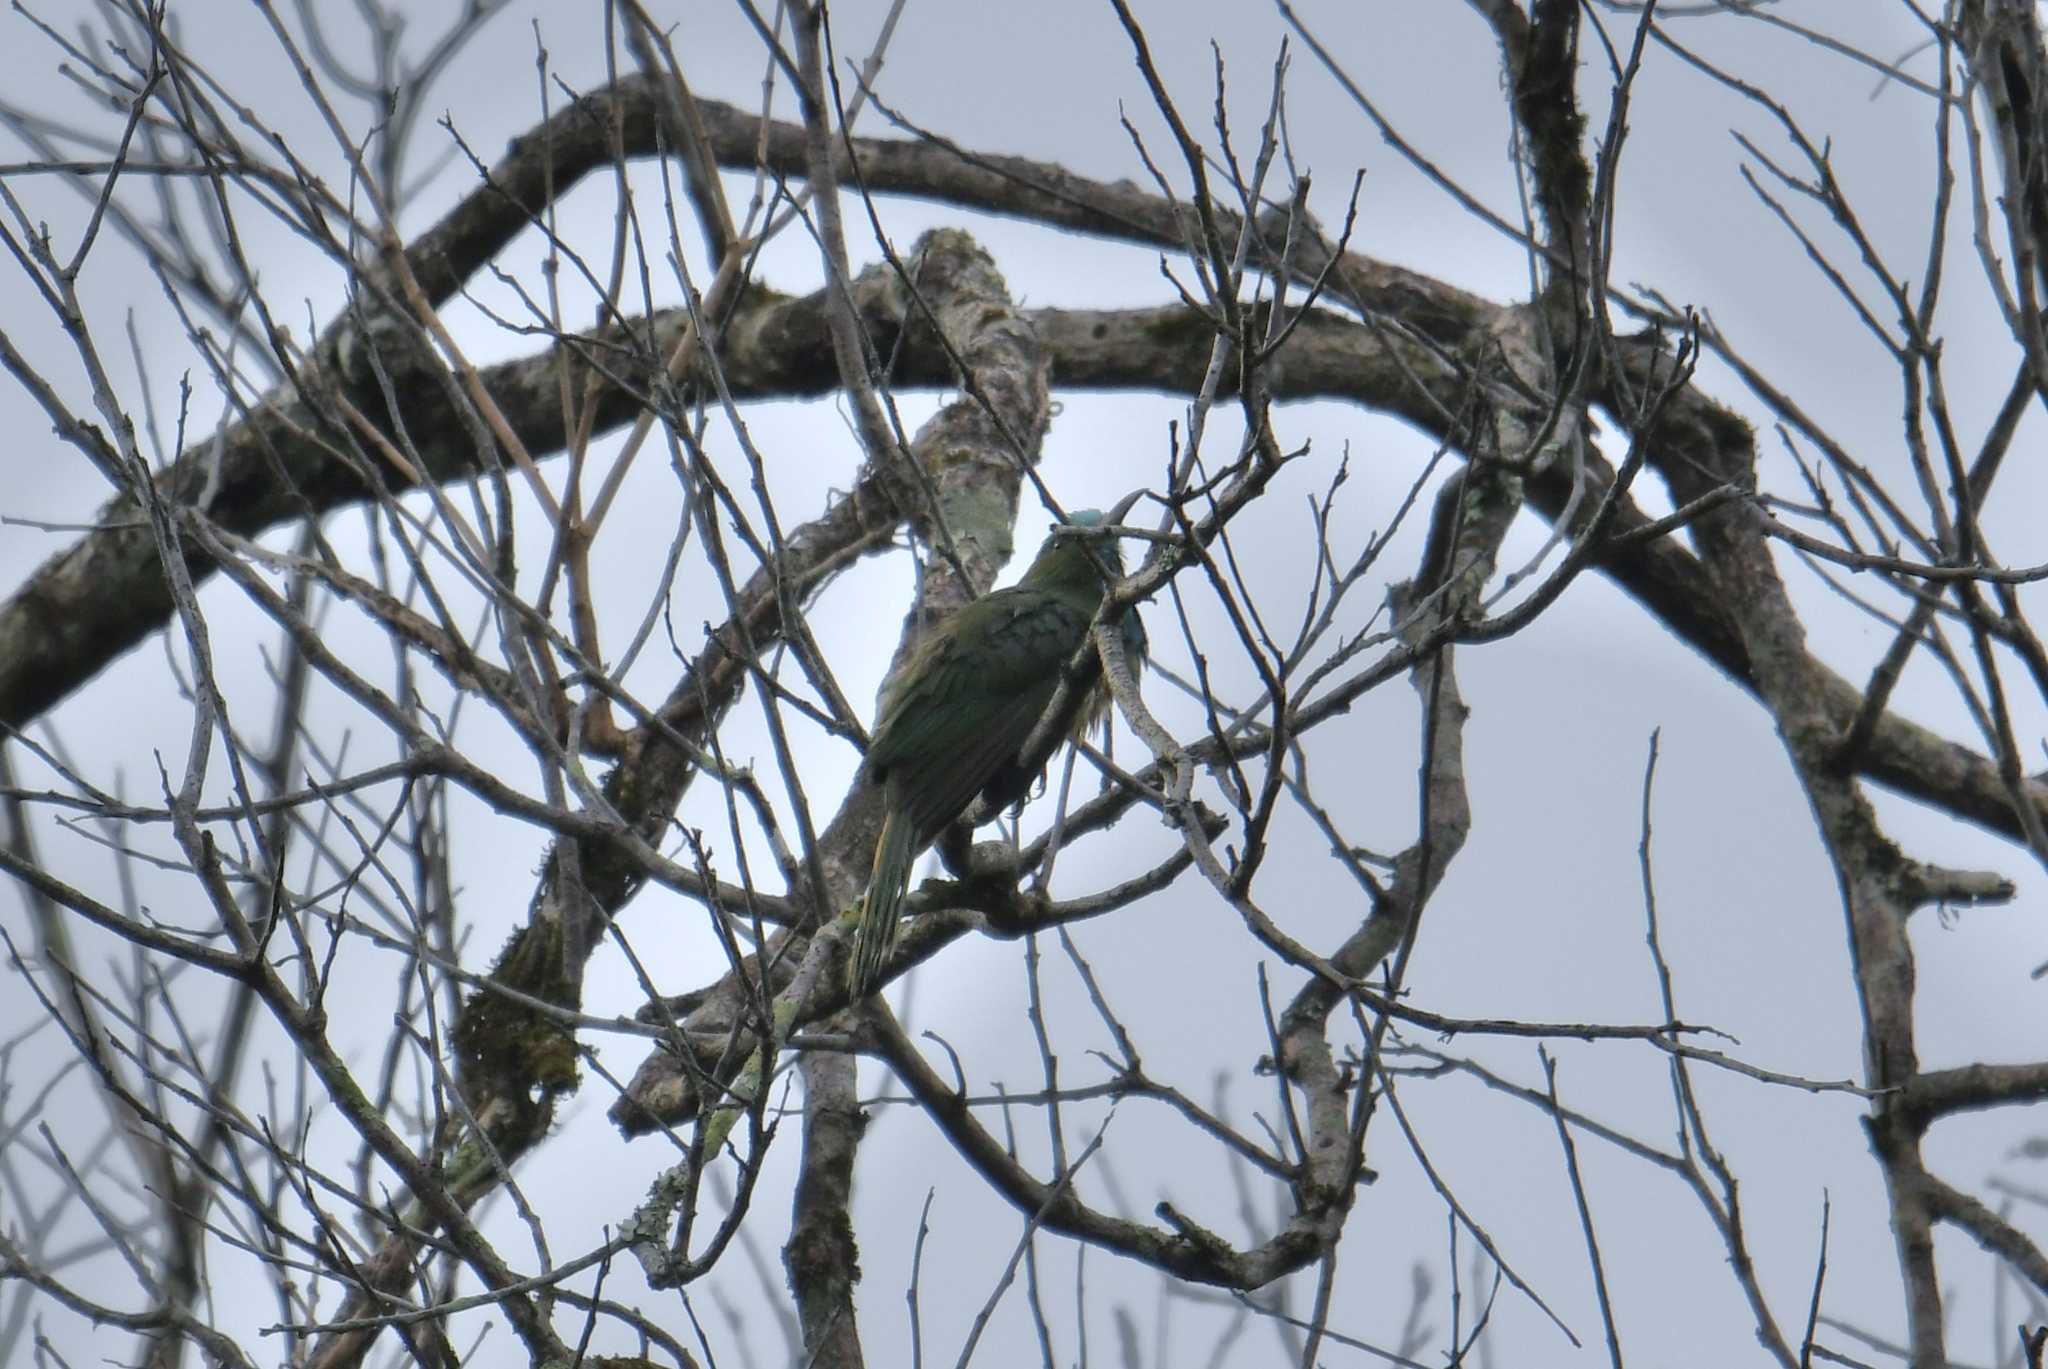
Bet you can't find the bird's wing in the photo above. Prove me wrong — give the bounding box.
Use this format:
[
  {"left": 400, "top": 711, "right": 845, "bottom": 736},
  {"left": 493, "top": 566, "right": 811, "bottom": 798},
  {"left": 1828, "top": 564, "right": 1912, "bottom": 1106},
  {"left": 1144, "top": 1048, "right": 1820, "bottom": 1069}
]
[{"left": 866, "top": 587, "right": 1093, "bottom": 847}]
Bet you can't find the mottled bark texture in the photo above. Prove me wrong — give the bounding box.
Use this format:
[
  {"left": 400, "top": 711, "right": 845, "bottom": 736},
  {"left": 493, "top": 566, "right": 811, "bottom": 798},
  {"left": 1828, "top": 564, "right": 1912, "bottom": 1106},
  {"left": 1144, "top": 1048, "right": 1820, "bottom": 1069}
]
[
  {"left": 609, "top": 226, "right": 1050, "bottom": 1131},
  {"left": 784, "top": 1051, "right": 866, "bottom": 1369},
  {"left": 297, "top": 226, "right": 1047, "bottom": 1366},
  {"left": 9, "top": 36, "right": 2048, "bottom": 1366},
  {"left": 7, "top": 81, "right": 2038, "bottom": 861}
]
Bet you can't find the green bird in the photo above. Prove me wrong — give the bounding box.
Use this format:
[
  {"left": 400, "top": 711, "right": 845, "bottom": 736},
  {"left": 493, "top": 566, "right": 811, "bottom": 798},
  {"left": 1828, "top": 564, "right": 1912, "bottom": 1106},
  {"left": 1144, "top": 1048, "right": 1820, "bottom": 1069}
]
[{"left": 850, "top": 492, "right": 1148, "bottom": 996}]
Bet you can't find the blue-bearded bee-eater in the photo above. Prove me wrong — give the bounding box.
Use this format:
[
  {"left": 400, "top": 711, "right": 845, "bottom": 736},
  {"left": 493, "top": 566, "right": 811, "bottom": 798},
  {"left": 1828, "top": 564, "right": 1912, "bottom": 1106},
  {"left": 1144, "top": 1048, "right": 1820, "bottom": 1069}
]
[{"left": 850, "top": 491, "right": 1148, "bottom": 996}]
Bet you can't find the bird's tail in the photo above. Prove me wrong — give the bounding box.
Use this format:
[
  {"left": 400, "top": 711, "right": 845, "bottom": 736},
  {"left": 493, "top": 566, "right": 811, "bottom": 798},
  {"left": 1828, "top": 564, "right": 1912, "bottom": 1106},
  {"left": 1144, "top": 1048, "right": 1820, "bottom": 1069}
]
[{"left": 850, "top": 809, "right": 917, "bottom": 997}]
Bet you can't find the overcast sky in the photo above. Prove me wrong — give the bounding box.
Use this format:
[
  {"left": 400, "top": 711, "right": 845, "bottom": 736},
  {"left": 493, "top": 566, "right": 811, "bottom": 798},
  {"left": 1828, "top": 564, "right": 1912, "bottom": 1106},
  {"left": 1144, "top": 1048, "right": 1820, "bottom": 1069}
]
[{"left": 3, "top": 2, "right": 2045, "bottom": 1366}]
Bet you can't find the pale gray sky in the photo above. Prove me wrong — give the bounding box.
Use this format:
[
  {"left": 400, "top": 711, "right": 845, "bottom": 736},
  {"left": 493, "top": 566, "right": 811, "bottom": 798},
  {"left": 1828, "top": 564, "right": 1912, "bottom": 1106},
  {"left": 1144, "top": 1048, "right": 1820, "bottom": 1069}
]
[{"left": 2, "top": 2, "right": 2043, "bottom": 1366}]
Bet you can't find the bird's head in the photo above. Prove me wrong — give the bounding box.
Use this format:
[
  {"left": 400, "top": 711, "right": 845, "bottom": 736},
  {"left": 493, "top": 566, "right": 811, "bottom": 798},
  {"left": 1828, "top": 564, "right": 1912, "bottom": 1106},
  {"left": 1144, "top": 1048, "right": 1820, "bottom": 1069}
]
[{"left": 1023, "top": 489, "right": 1144, "bottom": 589}]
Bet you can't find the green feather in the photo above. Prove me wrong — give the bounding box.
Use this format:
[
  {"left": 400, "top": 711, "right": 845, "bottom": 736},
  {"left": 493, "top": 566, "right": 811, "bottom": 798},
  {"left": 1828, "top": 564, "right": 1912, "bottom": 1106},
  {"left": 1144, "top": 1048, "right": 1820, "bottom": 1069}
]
[
  {"left": 848, "top": 506, "right": 1146, "bottom": 996},
  {"left": 853, "top": 808, "right": 918, "bottom": 995}
]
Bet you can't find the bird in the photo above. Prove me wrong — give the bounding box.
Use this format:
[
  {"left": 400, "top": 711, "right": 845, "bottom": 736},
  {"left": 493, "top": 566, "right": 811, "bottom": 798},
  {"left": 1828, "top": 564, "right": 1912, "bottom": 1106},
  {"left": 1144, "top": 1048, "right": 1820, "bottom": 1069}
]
[{"left": 849, "top": 491, "right": 1148, "bottom": 997}]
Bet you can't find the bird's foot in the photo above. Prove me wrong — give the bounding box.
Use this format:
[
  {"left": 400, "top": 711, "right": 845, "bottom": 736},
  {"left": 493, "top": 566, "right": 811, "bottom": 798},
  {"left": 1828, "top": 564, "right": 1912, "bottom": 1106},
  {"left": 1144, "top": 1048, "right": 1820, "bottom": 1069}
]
[{"left": 934, "top": 823, "right": 975, "bottom": 877}]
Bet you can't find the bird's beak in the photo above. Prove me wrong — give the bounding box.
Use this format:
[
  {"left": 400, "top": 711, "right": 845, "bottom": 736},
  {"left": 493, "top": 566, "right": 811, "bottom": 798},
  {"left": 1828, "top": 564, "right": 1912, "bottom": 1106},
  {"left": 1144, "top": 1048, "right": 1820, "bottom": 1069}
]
[{"left": 1104, "top": 488, "right": 1145, "bottom": 528}]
